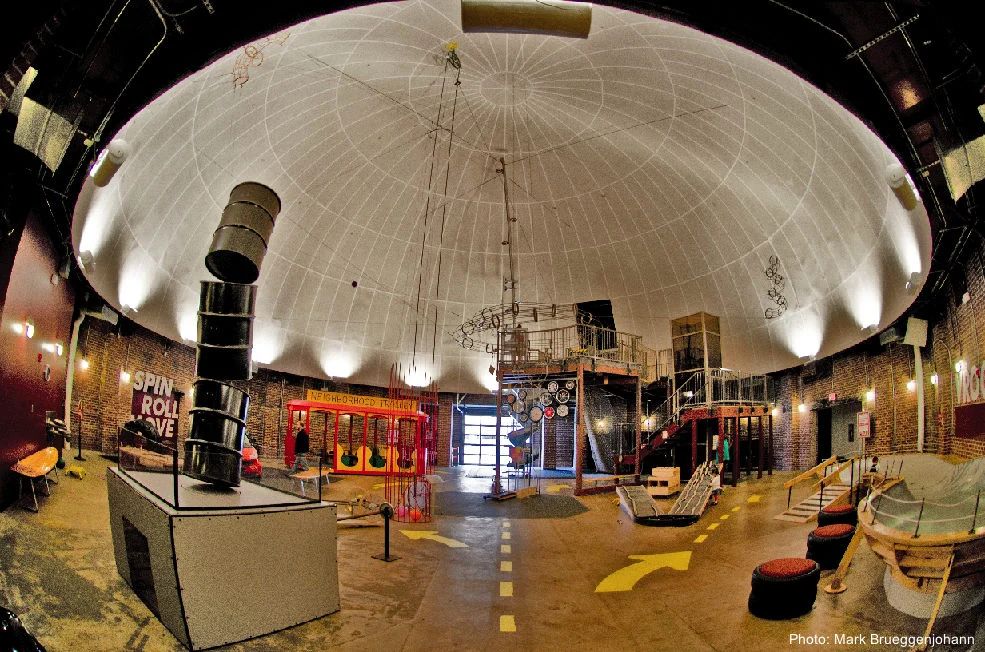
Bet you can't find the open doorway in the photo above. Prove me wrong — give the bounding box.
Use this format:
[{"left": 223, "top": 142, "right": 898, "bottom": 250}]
[{"left": 816, "top": 407, "right": 832, "bottom": 463}]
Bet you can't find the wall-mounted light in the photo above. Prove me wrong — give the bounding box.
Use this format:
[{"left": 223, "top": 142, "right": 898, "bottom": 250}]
[
  {"left": 41, "top": 342, "right": 56, "bottom": 353},
  {"left": 79, "top": 358, "right": 89, "bottom": 371},
  {"left": 866, "top": 389, "right": 876, "bottom": 402},
  {"left": 956, "top": 360, "right": 965, "bottom": 373},
  {"left": 930, "top": 373, "right": 939, "bottom": 386},
  {"left": 91, "top": 139, "right": 131, "bottom": 187},
  {"left": 55, "top": 342, "right": 64, "bottom": 356},
  {"left": 661, "top": 430, "right": 669, "bottom": 440},
  {"left": 798, "top": 403, "right": 808, "bottom": 413},
  {"left": 906, "top": 379, "right": 916, "bottom": 392},
  {"left": 120, "top": 370, "right": 131, "bottom": 384},
  {"left": 771, "top": 407, "right": 780, "bottom": 417},
  {"left": 24, "top": 319, "right": 34, "bottom": 339}
]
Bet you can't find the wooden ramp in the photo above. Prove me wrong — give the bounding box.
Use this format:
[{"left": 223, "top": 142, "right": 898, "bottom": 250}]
[{"left": 774, "top": 482, "right": 851, "bottom": 522}]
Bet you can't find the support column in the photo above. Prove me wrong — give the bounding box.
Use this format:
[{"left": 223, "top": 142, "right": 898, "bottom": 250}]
[
  {"left": 732, "top": 416, "right": 740, "bottom": 487},
  {"left": 717, "top": 416, "right": 724, "bottom": 467},
  {"left": 757, "top": 414, "right": 764, "bottom": 479},
  {"left": 690, "top": 418, "right": 697, "bottom": 476},
  {"left": 745, "top": 415, "right": 752, "bottom": 476},
  {"left": 914, "top": 344, "right": 925, "bottom": 452},
  {"left": 575, "top": 365, "right": 585, "bottom": 495},
  {"left": 634, "top": 374, "right": 642, "bottom": 479},
  {"left": 768, "top": 413, "right": 774, "bottom": 475}
]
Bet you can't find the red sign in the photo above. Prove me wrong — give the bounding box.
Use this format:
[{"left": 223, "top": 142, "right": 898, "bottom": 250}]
[
  {"left": 955, "top": 403, "right": 985, "bottom": 440},
  {"left": 857, "top": 411, "right": 871, "bottom": 439}
]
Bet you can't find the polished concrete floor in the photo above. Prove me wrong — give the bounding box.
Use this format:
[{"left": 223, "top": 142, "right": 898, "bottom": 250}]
[{"left": 1, "top": 453, "right": 982, "bottom": 651}]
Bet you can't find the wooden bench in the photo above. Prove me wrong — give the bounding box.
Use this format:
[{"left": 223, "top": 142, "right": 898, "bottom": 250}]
[
  {"left": 289, "top": 468, "right": 330, "bottom": 497},
  {"left": 10, "top": 446, "right": 59, "bottom": 512}
]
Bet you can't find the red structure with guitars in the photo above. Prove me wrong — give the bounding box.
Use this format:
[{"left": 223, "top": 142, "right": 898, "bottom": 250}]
[{"left": 284, "top": 396, "right": 430, "bottom": 476}]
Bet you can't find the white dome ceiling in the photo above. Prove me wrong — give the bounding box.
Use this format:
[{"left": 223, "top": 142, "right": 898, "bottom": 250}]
[{"left": 72, "top": 0, "right": 931, "bottom": 392}]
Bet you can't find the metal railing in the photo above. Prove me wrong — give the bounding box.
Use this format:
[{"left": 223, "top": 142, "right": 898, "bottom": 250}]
[{"left": 499, "top": 324, "right": 648, "bottom": 370}]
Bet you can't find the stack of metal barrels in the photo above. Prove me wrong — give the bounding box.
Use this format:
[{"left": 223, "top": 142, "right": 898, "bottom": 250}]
[{"left": 182, "top": 182, "right": 280, "bottom": 487}]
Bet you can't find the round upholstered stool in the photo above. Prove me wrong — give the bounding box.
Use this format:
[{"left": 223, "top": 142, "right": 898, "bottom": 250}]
[
  {"left": 806, "top": 523, "right": 856, "bottom": 570},
  {"left": 817, "top": 503, "right": 857, "bottom": 528},
  {"left": 748, "top": 558, "right": 820, "bottom": 620}
]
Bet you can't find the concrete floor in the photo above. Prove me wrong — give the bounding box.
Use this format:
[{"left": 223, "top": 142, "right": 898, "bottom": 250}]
[{"left": 1, "top": 453, "right": 983, "bottom": 651}]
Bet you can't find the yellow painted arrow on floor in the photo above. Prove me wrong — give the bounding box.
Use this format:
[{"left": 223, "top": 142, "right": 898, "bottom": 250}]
[
  {"left": 594, "top": 551, "right": 692, "bottom": 593},
  {"left": 400, "top": 530, "right": 469, "bottom": 548}
]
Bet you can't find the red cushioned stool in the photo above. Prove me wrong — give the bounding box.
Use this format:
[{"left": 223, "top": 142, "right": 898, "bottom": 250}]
[
  {"left": 806, "top": 523, "right": 855, "bottom": 570},
  {"left": 748, "top": 558, "right": 820, "bottom": 619},
  {"left": 817, "top": 503, "right": 857, "bottom": 528}
]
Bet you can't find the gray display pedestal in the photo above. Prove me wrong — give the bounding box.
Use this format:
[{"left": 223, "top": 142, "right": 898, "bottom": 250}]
[{"left": 107, "top": 468, "right": 339, "bottom": 650}]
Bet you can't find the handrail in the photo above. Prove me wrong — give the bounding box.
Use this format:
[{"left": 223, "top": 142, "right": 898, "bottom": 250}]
[
  {"left": 811, "top": 458, "right": 858, "bottom": 492},
  {"left": 784, "top": 456, "right": 838, "bottom": 490}
]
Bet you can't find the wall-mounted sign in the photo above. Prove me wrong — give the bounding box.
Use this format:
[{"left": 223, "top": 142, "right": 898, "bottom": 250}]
[
  {"left": 857, "top": 411, "right": 871, "bottom": 439},
  {"left": 955, "top": 363, "right": 985, "bottom": 406},
  {"left": 131, "top": 371, "right": 180, "bottom": 438},
  {"left": 305, "top": 389, "right": 417, "bottom": 412}
]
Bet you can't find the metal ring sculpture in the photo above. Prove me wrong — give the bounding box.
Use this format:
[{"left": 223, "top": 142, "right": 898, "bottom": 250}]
[
  {"left": 452, "top": 302, "right": 579, "bottom": 352},
  {"left": 764, "top": 255, "right": 788, "bottom": 319}
]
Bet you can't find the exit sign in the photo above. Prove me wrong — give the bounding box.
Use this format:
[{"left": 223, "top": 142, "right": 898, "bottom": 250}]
[{"left": 829, "top": 393, "right": 837, "bottom": 402}]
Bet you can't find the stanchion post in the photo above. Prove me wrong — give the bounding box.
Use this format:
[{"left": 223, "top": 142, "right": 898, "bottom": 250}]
[{"left": 373, "top": 502, "right": 400, "bottom": 562}]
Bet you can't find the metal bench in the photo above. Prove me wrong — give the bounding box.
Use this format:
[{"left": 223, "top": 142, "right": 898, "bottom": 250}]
[
  {"left": 10, "top": 446, "right": 59, "bottom": 512},
  {"left": 289, "top": 468, "right": 330, "bottom": 497}
]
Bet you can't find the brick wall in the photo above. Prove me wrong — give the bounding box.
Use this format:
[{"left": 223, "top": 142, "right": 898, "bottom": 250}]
[{"left": 72, "top": 317, "right": 460, "bottom": 467}]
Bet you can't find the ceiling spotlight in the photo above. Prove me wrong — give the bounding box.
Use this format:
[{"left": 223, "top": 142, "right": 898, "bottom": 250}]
[
  {"left": 78, "top": 250, "right": 95, "bottom": 271},
  {"left": 905, "top": 271, "right": 925, "bottom": 294},
  {"left": 91, "top": 139, "right": 131, "bottom": 187},
  {"left": 887, "top": 163, "right": 918, "bottom": 210}
]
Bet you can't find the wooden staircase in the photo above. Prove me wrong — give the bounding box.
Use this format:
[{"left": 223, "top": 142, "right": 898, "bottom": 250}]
[
  {"left": 774, "top": 481, "right": 851, "bottom": 523},
  {"left": 774, "top": 456, "right": 859, "bottom": 523}
]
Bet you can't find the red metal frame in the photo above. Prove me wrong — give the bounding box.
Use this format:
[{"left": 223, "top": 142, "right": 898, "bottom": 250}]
[{"left": 285, "top": 398, "right": 428, "bottom": 476}]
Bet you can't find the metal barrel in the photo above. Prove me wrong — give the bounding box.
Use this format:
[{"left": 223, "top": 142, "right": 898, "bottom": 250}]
[
  {"left": 195, "top": 281, "right": 256, "bottom": 381},
  {"left": 205, "top": 182, "right": 280, "bottom": 284}
]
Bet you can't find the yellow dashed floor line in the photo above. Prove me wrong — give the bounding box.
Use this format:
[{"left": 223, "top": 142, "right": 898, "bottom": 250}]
[
  {"left": 500, "top": 521, "right": 515, "bottom": 633},
  {"left": 719, "top": 514, "right": 729, "bottom": 520},
  {"left": 693, "top": 534, "right": 708, "bottom": 544},
  {"left": 732, "top": 506, "right": 741, "bottom": 512},
  {"left": 706, "top": 522, "right": 720, "bottom": 531}
]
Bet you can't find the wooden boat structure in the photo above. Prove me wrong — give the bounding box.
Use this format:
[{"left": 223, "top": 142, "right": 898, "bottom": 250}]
[{"left": 827, "top": 455, "right": 985, "bottom": 647}]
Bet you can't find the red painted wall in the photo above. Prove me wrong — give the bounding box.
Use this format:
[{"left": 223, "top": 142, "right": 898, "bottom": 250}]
[{"left": 0, "top": 210, "right": 75, "bottom": 510}]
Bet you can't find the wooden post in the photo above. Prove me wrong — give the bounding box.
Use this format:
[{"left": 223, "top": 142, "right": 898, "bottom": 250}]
[
  {"left": 757, "top": 414, "right": 764, "bottom": 479},
  {"left": 575, "top": 364, "right": 585, "bottom": 495},
  {"left": 824, "top": 526, "right": 866, "bottom": 594}
]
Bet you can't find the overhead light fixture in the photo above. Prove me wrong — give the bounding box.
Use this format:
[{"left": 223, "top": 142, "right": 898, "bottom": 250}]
[
  {"left": 461, "top": 0, "right": 592, "bottom": 38},
  {"left": 887, "top": 163, "right": 918, "bottom": 210},
  {"left": 91, "top": 139, "right": 131, "bottom": 187},
  {"left": 78, "top": 250, "right": 95, "bottom": 271},
  {"left": 905, "top": 271, "right": 924, "bottom": 294}
]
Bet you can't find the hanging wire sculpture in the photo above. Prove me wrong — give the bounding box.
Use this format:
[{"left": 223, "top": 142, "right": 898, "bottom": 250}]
[
  {"left": 231, "top": 32, "right": 291, "bottom": 88},
  {"left": 764, "top": 255, "right": 787, "bottom": 319},
  {"left": 452, "top": 302, "right": 578, "bottom": 353}
]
